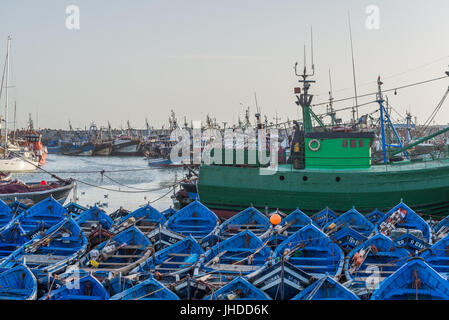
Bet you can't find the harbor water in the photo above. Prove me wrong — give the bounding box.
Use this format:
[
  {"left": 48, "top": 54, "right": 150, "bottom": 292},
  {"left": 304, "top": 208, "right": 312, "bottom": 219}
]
[{"left": 13, "top": 154, "right": 182, "bottom": 212}]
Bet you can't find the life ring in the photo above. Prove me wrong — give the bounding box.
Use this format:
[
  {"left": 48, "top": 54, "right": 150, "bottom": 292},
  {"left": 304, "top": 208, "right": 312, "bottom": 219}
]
[{"left": 308, "top": 139, "right": 320, "bottom": 152}]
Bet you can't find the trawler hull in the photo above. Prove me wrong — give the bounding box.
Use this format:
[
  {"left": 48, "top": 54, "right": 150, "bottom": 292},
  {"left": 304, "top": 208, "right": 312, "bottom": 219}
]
[{"left": 197, "top": 160, "right": 449, "bottom": 219}]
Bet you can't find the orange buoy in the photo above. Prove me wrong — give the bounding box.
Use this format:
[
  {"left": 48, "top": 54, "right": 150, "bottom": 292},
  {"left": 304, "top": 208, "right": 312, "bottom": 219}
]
[
  {"left": 270, "top": 213, "right": 282, "bottom": 226},
  {"left": 40, "top": 180, "right": 47, "bottom": 185}
]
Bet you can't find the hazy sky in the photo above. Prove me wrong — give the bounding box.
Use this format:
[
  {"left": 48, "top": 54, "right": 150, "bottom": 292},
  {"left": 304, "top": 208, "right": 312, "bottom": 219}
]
[{"left": 0, "top": 0, "right": 448, "bottom": 129}]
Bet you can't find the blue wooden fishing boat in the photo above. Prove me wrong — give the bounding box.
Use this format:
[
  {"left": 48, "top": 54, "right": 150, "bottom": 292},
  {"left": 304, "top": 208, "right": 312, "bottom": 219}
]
[
  {"left": 420, "top": 234, "right": 449, "bottom": 277},
  {"left": 203, "top": 277, "right": 271, "bottom": 300},
  {"left": 79, "top": 226, "right": 153, "bottom": 279},
  {"left": 165, "top": 200, "right": 219, "bottom": 242},
  {"left": 64, "top": 202, "right": 87, "bottom": 217},
  {"left": 114, "top": 204, "right": 166, "bottom": 235},
  {"left": 134, "top": 236, "right": 203, "bottom": 278},
  {"left": 276, "top": 208, "right": 313, "bottom": 237},
  {"left": 43, "top": 275, "right": 109, "bottom": 300},
  {"left": 74, "top": 205, "right": 115, "bottom": 250},
  {"left": 365, "top": 209, "right": 385, "bottom": 225},
  {"left": 202, "top": 207, "right": 272, "bottom": 248},
  {"left": 311, "top": 207, "right": 338, "bottom": 228},
  {"left": 345, "top": 233, "right": 410, "bottom": 285},
  {"left": 0, "top": 217, "right": 88, "bottom": 282},
  {"left": 46, "top": 140, "right": 61, "bottom": 154},
  {"left": 110, "top": 275, "right": 180, "bottom": 300},
  {"left": 376, "top": 201, "right": 432, "bottom": 244},
  {"left": 324, "top": 208, "right": 374, "bottom": 237},
  {"left": 273, "top": 224, "right": 344, "bottom": 277},
  {"left": 74, "top": 205, "right": 114, "bottom": 234},
  {"left": 371, "top": 258, "right": 449, "bottom": 300},
  {"left": 195, "top": 230, "right": 271, "bottom": 280},
  {"left": 217, "top": 207, "right": 272, "bottom": 239},
  {"left": 291, "top": 275, "right": 359, "bottom": 300},
  {"left": 8, "top": 197, "right": 69, "bottom": 237},
  {"left": 323, "top": 208, "right": 374, "bottom": 251},
  {"left": 0, "top": 200, "right": 13, "bottom": 228},
  {"left": 61, "top": 141, "right": 94, "bottom": 156},
  {"left": 0, "top": 265, "right": 37, "bottom": 300},
  {"left": 247, "top": 257, "right": 314, "bottom": 300}
]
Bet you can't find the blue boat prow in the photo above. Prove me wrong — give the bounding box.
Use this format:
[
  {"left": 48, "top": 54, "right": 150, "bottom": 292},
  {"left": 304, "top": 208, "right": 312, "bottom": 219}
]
[
  {"left": 291, "top": 275, "right": 360, "bottom": 300},
  {"left": 110, "top": 275, "right": 179, "bottom": 300},
  {"left": 274, "top": 224, "right": 344, "bottom": 277},
  {"left": 15, "top": 197, "right": 68, "bottom": 235},
  {"left": 165, "top": 200, "right": 219, "bottom": 241},
  {"left": 211, "top": 207, "right": 272, "bottom": 245},
  {"left": 0, "top": 265, "right": 37, "bottom": 300},
  {"left": 116, "top": 204, "right": 166, "bottom": 234},
  {"left": 203, "top": 277, "right": 271, "bottom": 300},
  {"left": 324, "top": 208, "right": 374, "bottom": 238},
  {"left": 371, "top": 258, "right": 449, "bottom": 300},
  {"left": 376, "top": 201, "right": 432, "bottom": 244},
  {"left": 43, "top": 275, "right": 109, "bottom": 300},
  {"left": 345, "top": 233, "right": 410, "bottom": 284},
  {"left": 311, "top": 207, "right": 338, "bottom": 228},
  {"left": 276, "top": 208, "right": 314, "bottom": 237},
  {"left": 74, "top": 205, "right": 114, "bottom": 232},
  {"left": 0, "top": 217, "right": 88, "bottom": 282}
]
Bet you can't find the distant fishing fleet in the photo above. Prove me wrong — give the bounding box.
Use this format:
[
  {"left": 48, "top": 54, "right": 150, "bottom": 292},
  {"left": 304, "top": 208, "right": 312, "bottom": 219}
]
[{"left": 0, "top": 196, "right": 448, "bottom": 300}]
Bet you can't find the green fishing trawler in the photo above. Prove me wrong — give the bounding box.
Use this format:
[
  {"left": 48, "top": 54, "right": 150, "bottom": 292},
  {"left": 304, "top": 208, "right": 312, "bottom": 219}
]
[{"left": 195, "top": 61, "right": 449, "bottom": 219}]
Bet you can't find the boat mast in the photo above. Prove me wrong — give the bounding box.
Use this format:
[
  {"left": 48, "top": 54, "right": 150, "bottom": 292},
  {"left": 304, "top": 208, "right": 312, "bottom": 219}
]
[
  {"left": 13, "top": 101, "right": 16, "bottom": 143},
  {"left": 3, "top": 36, "right": 11, "bottom": 156},
  {"left": 348, "top": 12, "right": 359, "bottom": 123},
  {"left": 376, "top": 76, "right": 409, "bottom": 163},
  {"left": 294, "top": 29, "right": 315, "bottom": 133}
]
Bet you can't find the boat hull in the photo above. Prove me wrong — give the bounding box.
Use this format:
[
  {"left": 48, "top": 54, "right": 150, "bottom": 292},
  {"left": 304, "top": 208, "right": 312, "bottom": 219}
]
[
  {"left": 111, "top": 141, "right": 141, "bottom": 156},
  {"left": 197, "top": 161, "right": 449, "bottom": 219},
  {"left": 0, "top": 180, "right": 75, "bottom": 206},
  {"left": 93, "top": 142, "right": 113, "bottom": 156},
  {"left": 61, "top": 143, "right": 94, "bottom": 156},
  {"left": 0, "top": 158, "right": 37, "bottom": 173}
]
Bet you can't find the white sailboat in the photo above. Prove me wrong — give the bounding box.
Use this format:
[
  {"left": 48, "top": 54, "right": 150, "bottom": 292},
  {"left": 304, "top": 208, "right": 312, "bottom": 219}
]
[{"left": 0, "top": 36, "right": 37, "bottom": 173}]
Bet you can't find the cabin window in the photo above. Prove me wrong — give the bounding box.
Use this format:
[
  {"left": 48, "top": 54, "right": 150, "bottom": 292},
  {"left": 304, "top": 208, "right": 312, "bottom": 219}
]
[
  {"left": 350, "top": 140, "right": 356, "bottom": 148},
  {"left": 359, "top": 140, "right": 364, "bottom": 148},
  {"left": 342, "top": 140, "right": 348, "bottom": 148}
]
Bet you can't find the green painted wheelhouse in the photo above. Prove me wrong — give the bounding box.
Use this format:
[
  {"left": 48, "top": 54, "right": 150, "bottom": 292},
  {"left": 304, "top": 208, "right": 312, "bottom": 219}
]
[{"left": 304, "top": 132, "right": 374, "bottom": 169}]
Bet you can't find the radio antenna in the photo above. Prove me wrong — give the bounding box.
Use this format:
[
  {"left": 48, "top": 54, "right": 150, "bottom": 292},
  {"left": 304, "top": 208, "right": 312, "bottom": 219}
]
[
  {"left": 311, "top": 27, "right": 315, "bottom": 75},
  {"left": 348, "top": 12, "right": 359, "bottom": 123}
]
